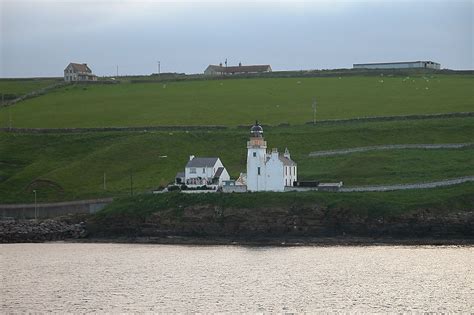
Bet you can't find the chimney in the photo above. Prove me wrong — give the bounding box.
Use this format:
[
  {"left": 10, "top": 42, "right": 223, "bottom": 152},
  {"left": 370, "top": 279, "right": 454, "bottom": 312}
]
[
  {"left": 239, "top": 62, "right": 242, "bottom": 67},
  {"left": 271, "top": 148, "right": 278, "bottom": 159},
  {"left": 189, "top": 155, "right": 195, "bottom": 161},
  {"left": 219, "top": 62, "right": 222, "bottom": 67},
  {"left": 284, "top": 148, "right": 290, "bottom": 159}
]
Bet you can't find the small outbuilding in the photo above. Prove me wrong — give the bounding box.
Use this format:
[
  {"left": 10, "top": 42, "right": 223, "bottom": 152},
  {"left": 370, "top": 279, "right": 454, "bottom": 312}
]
[{"left": 353, "top": 61, "right": 440, "bottom": 70}]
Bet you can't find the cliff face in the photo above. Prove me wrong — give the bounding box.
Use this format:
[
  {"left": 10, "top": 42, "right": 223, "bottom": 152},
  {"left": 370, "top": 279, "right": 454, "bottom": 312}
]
[{"left": 89, "top": 205, "right": 474, "bottom": 240}]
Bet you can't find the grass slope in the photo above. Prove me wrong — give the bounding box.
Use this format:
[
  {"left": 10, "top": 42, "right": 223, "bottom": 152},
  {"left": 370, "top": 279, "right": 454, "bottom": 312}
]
[
  {"left": 0, "top": 78, "right": 60, "bottom": 96},
  {"left": 1, "top": 75, "right": 473, "bottom": 128},
  {"left": 1, "top": 117, "right": 473, "bottom": 203},
  {"left": 98, "top": 182, "right": 474, "bottom": 221}
]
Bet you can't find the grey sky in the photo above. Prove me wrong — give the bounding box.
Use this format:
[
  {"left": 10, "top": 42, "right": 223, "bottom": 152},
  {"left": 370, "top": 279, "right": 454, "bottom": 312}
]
[{"left": 1, "top": 0, "right": 472, "bottom": 77}]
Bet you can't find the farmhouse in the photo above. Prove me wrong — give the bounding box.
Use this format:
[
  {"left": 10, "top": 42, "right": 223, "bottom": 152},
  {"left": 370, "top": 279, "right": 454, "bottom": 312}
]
[
  {"left": 204, "top": 63, "right": 272, "bottom": 75},
  {"left": 176, "top": 156, "right": 230, "bottom": 188},
  {"left": 245, "top": 121, "right": 297, "bottom": 192},
  {"left": 353, "top": 61, "right": 440, "bottom": 70},
  {"left": 64, "top": 62, "right": 97, "bottom": 82}
]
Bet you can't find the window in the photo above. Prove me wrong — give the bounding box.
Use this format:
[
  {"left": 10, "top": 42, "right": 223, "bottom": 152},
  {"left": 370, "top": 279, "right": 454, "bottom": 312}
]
[
  {"left": 257, "top": 167, "right": 261, "bottom": 175},
  {"left": 202, "top": 168, "right": 205, "bottom": 173},
  {"left": 253, "top": 152, "right": 256, "bottom": 157},
  {"left": 190, "top": 168, "right": 196, "bottom": 174}
]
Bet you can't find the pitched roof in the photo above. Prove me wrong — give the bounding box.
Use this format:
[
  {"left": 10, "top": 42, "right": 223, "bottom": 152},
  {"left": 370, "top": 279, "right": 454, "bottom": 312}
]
[
  {"left": 206, "top": 64, "right": 271, "bottom": 74},
  {"left": 225, "top": 65, "right": 271, "bottom": 73},
  {"left": 214, "top": 167, "right": 224, "bottom": 178},
  {"left": 66, "top": 63, "right": 92, "bottom": 73},
  {"left": 186, "top": 157, "right": 219, "bottom": 168},
  {"left": 279, "top": 155, "right": 296, "bottom": 166},
  {"left": 267, "top": 154, "right": 297, "bottom": 166}
]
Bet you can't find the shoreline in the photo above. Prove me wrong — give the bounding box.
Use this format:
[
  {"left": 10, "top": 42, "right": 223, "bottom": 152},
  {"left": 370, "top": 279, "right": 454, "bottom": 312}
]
[{"left": 66, "top": 236, "right": 474, "bottom": 247}]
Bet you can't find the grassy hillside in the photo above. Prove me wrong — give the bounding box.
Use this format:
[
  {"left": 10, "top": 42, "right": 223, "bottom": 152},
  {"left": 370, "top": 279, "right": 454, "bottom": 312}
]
[
  {"left": 98, "top": 182, "right": 474, "bottom": 221},
  {"left": 0, "top": 78, "right": 60, "bottom": 96},
  {"left": 1, "top": 75, "right": 472, "bottom": 128},
  {"left": 1, "top": 117, "right": 473, "bottom": 203}
]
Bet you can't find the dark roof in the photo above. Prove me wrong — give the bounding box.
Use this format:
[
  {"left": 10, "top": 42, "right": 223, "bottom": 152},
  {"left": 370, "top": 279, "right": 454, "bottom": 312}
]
[
  {"left": 206, "top": 64, "right": 271, "bottom": 74},
  {"left": 66, "top": 63, "right": 92, "bottom": 73},
  {"left": 279, "top": 155, "right": 296, "bottom": 166},
  {"left": 250, "top": 121, "right": 263, "bottom": 137},
  {"left": 267, "top": 154, "right": 297, "bottom": 166},
  {"left": 186, "top": 157, "right": 219, "bottom": 168},
  {"left": 214, "top": 167, "right": 224, "bottom": 178}
]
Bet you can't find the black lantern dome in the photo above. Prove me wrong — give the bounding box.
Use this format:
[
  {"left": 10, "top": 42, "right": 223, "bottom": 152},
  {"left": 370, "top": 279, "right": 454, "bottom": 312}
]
[{"left": 250, "top": 120, "right": 263, "bottom": 137}]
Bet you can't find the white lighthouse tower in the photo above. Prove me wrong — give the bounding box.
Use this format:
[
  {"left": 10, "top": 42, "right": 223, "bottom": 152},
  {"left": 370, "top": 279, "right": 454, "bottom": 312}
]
[{"left": 246, "top": 121, "right": 267, "bottom": 191}]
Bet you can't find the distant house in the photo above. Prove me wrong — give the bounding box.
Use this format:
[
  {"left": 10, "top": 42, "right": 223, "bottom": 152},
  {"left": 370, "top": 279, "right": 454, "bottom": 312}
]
[
  {"left": 64, "top": 62, "right": 97, "bottom": 82},
  {"left": 175, "top": 156, "right": 230, "bottom": 188},
  {"left": 353, "top": 61, "right": 440, "bottom": 70},
  {"left": 204, "top": 63, "right": 272, "bottom": 75}
]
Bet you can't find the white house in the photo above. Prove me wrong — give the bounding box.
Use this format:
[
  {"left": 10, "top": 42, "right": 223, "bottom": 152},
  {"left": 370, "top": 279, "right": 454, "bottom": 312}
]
[
  {"left": 246, "top": 122, "right": 297, "bottom": 192},
  {"left": 64, "top": 62, "right": 97, "bottom": 82},
  {"left": 176, "top": 156, "right": 230, "bottom": 188}
]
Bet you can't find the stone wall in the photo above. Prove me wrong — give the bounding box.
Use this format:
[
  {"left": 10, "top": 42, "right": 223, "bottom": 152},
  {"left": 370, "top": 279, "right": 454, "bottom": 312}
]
[{"left": 0, "top": 198, "right": 113, "bottom": 219}]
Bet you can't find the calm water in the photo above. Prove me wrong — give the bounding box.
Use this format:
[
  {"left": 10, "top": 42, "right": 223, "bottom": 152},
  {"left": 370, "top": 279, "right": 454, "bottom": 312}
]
[{"left": 1, "top": 243, "right": 473, "bottom": 313}]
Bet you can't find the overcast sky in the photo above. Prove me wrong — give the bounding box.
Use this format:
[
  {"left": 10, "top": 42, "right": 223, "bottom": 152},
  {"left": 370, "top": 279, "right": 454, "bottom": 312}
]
[{"left": 1, "top": 0, "right": 472, "bottom": 77}]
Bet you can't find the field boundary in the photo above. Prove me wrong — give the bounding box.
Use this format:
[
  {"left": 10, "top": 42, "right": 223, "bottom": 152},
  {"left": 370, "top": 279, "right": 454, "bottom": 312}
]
[
  {"left": 339, "top": 176, "right": 474, "bottom": 192},
  {"left": 0, "top": 81, "right": 68, "bottom": 108},
  {"left": 309, "top": 142, "right": 474, "bottom": 157},
  {"left": 1, "top": 112, "right": 472, "bottom": 134},
  {"left": 304, "top": 111, "right": 474, "bottom": 125},
  {"left": 0, "top": 125, "right": 228, "bottom": 133}
]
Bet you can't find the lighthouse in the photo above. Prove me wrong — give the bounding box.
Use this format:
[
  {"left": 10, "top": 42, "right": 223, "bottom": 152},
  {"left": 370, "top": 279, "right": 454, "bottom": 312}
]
[
  {"left": 246, "top": 121, "right": 267, "bottom": 191},
  {"left": 245, "top": 121, "right": 297, "bottom": 192}
]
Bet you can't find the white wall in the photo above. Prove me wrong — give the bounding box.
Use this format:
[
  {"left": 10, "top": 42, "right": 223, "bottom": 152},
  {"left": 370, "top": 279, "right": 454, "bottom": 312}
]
[
  {"left": 265, "top": 151, "right": 284, "bottom": 191},
  {"left": 354, "top": 61, "right": 440, "bottom": 70},
  {"left": 247, "top": 145, "right": 267, "bottom": 192}
]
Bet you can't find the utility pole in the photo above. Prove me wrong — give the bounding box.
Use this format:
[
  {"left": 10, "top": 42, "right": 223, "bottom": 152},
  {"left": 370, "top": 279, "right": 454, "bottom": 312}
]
[
  {"left": 312, "top": 98, "right": 317, "bottom": 125},
  {"left": 33, "top": 190, "right": 37, "bottom": 220},
  {"left": 130, "top": 172, "right": 134, "bottom": 196},
  {"left": 116, "top": 65, "right": 119, "bottom": 77},
  {"left": 158, "top": 61, "right": 161, "bottom": 74},
  {"left": 8, "top": 106, "right": 12, "bottom": 130}
]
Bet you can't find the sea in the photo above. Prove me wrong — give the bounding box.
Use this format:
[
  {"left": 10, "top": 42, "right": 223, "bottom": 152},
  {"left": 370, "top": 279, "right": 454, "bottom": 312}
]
[{"left": 1, "top": 243, "right": 473, "bottom": 313}]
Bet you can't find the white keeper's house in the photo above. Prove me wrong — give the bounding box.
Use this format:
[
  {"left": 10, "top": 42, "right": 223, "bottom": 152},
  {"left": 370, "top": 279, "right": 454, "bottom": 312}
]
[
  {"left": 175, "top": 156, "right": 230, "bottom": 188},
  {"left": 64, "top": 62, "right": 97, "bottom": 82},
  {"left": 245, "top": 121, "right": 297, "bottom": 192}
]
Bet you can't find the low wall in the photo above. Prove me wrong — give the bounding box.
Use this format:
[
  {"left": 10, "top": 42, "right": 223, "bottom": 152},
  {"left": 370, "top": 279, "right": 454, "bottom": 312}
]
[{"left": 0, "top": 198, "right": 113, "bottom": 219}]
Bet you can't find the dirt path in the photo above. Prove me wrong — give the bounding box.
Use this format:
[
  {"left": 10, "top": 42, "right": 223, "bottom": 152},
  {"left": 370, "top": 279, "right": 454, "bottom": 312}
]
[
  {"left": 309, "top": 143, "right": 473, "bottom": 157},
  {"left": 340, "top": 176, "right": 474, "bottom": 192}
]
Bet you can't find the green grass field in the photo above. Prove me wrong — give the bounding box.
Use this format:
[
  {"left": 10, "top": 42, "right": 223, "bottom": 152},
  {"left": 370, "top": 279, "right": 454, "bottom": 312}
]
[
  {"left": 1, "top": 117, "right": 473, "bottom": 203},
  {"left": 0, "top": 75, "right": 472, "bottom": 128},
  {"left": 0, "top": 78, "right": 60, "bottom": 96}
]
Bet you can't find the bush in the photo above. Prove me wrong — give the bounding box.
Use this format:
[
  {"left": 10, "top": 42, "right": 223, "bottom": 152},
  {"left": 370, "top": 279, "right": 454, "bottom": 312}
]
[{"left": 168, "top": 185, "right": 180, "bottom": 192}]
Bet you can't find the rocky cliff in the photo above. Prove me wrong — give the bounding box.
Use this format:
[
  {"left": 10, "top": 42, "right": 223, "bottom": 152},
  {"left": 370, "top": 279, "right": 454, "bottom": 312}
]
[
  {"left": 0, "top": 219, "right": 87, "bottom": 243},
  {"left": 88, "top": 205, "right": 474, "bottom": 241}
]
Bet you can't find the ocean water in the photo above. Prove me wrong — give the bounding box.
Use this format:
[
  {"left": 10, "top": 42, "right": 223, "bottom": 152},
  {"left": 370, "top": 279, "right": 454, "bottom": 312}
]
[{"left": 1, "top": 243, "right": 473, "bottom": 312}]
